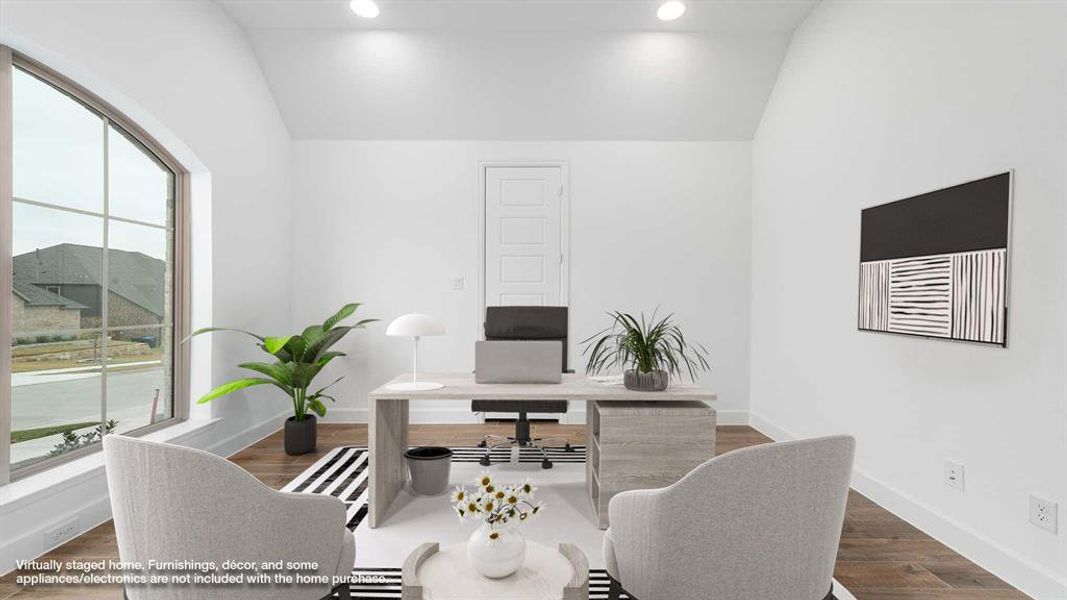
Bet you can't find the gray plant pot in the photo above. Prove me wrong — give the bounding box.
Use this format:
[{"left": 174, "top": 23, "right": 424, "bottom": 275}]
[
  {"left": 405, "top": 446, "right": 454, "bottom": 496},
  {"left": 624, "top": 369, "right": 669, "bottom": 392},
  {"left": 284, "top": 415, "right": 317, "bottom": 455}
]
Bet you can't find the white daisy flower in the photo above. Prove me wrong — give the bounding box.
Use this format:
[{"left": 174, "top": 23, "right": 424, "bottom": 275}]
[
  {"left": 450, "top": 486, "right": 467, "bottom": 504},
  {"left": 518, "top": 478, "right": 537, "bottom": 496}
]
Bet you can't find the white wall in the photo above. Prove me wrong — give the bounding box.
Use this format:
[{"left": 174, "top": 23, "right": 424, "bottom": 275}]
[
  {"left": 293, "top": 141, "right": 751, "bottom": 423},
  {"left": 243, "top": 29, "right": 789, "bottom": 141},
  {"left": 750, "top": 2, "right": 1067, "bottom": 597},
  {"left": 0, "top": 0, "right": 293, "bottom": 574}
]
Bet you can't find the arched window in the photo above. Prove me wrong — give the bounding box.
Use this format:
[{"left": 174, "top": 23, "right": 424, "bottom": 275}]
[{"left": 1, "top": 47, "right": 189, "bottom": 481}]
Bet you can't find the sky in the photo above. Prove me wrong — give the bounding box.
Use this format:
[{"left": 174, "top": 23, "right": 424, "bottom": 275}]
[{"left": 11, "top": 67, "right": 170, "bottom": 261}]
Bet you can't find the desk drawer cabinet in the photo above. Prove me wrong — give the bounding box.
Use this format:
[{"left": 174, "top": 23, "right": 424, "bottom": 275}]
[{"left": 587, "top": 400, "right": 716, "bottom": 529}]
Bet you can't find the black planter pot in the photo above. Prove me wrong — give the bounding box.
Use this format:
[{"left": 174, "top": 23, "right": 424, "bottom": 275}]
[
  {"left": 284, "top": 415, "right": 317, "bottom": 455},
  {"left": 624, "top": 369, "right": 669, "bottom": 392}
]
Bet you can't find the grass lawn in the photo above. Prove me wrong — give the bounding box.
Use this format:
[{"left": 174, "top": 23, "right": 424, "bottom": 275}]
[
  {"left": 11, "top": 341, "right": 97, "bottom": 358},
  {"left": 11, "top": 353, "right": 162, "bottom": 373},
  {"left": 11, "top": 421, "right": 99, "bottom": 443}
]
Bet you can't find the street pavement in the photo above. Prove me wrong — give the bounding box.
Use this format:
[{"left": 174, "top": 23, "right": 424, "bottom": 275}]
[{"left": 11, "top": 367, "right": 166, "bottom": 466}]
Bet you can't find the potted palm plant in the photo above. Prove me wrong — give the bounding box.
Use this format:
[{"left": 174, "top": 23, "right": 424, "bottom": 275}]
[
  {"left": 191, "top": 303, "right": 378, "bottom": 455},
  {"left": 582, "top": 310, "right": 710, "bottom": 391}
]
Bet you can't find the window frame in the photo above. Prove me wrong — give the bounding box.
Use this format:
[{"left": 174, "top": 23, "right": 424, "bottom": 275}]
[{"left": 0, "top": 47, "right": 192, "bottom": 484}]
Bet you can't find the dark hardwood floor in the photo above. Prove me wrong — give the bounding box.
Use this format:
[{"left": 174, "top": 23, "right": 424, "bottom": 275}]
[{"left": 0, "top": 424, "right": 1030, "bottom": 599}]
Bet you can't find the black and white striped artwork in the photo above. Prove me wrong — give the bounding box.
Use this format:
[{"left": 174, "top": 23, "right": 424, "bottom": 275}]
[{"left": 858, "top": 173, "right": 1011, "bottom": 346}]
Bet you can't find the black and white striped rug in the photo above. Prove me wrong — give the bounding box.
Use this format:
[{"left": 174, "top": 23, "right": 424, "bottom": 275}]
[
  {"left": 284, "top": 445, "right": 635, "bottom": 599},
  {"left": 288, "top": 445, "right": 848, "bottom": 600},
  {"left": 341, "top": 567, "right": 628, "bottom": 599},
  {"left": 281, "top": 445, "right": 586, "bottom": 531}
]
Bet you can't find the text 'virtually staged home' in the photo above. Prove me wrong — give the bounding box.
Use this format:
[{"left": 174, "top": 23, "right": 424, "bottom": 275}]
[{"left": 0, "top": 1, "right": 1064, "bottom": 599}]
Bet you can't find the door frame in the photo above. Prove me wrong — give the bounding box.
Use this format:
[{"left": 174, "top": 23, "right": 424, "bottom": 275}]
[{"left": 476, "top": 160, "right": 570, "bottom": 340}]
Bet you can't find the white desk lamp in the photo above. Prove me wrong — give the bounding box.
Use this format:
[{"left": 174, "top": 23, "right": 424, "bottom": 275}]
[{"left": 386, "top": 313, "right": 445, "bottom": 391}]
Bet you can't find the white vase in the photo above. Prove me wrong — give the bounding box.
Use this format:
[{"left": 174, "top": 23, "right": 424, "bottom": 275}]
[{"left": 466, "top": 522, "right": 527, "bottom": 578}]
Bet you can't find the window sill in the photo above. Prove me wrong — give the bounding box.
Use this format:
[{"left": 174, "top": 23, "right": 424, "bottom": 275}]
[{"left": 0, "top": 417, "right": 220, "bottom": 513}]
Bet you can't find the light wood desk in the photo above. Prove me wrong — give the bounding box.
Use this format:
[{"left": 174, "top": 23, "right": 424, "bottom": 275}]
[{"left": 367, "top": 372, "right": 717, "bottom": 527}]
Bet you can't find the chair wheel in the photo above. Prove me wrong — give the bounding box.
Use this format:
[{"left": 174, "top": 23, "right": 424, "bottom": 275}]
[
  {"left": 479, "top": 456, "right": 491, "bottom": 467},
  {"left": 541, "top": 459, "right": 553, "bottom": 469},
  {"left": 564, "top": 443, "right": 575, "bottom": 452},
  {"left": 476, "top": 440, "right": 487, "bottom": 448}
]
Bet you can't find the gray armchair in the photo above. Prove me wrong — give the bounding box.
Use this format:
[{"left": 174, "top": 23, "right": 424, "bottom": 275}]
[
  {"left": 603, "top": 435, "right": 855, "bottom": 600},
  {"left": 103, "top": 435, "right": 355, "bottom": 600}
]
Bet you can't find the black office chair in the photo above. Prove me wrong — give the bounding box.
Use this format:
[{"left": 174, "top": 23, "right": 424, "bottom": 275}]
[{"left": 474, "top": 306, "right": 575, "bottom": 469}]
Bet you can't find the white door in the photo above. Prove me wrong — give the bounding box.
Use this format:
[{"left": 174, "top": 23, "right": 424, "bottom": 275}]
[{"left": 484, "top": 166, "right": 565, "bottom": 308}]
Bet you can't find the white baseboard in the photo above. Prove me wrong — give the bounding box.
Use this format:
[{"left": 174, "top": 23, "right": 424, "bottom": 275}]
[
  {"left": 324, "top": 407, "right": 571, "bottom": 424},
  {"left": 206, "top": 410, "right": 288, "bottom": 458},
  {"left": 322, "top": 408, "right": 483, "bottom": 424},
  {"left": 1, "top": 494, "right": 112, "bottom": 577},
  {"left": 322, "top": 407, "right": 749, "bottom": 426},
  {"left": 748, "top": 413, "right": 1067, "bottom": 600},
  {"left": 746, "top": 412, "right": 792, "bottom": 441},
  {"left": 321, "top": 408, "right": 365, "bottom": 423},
  {"left": 714, "top": 409, "right": 748, "bottom": 426}
]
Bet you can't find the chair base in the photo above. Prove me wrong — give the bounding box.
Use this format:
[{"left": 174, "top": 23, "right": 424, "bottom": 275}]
[
  {"left": 333, "top": 582, "right": 352, "bottom": 600},
  {"left": 477, "top": 435, "right": 574, "bottom": 469},
  {"left": 323, "top": 582, "right": 352, "bottom": 599},
  {"left": 476, "top": 410, "right": 574, "bottom": 468}
]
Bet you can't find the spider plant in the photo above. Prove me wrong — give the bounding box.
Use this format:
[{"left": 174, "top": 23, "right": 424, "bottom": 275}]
[
  {"left": 189, "top": 303, "right": 378, "bottom": 421},
  {"left": 582, "top": 310, "right": 710, "bottom": 381}
]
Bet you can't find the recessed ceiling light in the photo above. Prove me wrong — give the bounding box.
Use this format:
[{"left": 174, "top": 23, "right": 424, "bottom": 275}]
[
  {"left": 350, "top": 0, "right": 380, "bottom": 19},
  {"left": 657, "top": 0, "right": 686, "bottom": 21}
]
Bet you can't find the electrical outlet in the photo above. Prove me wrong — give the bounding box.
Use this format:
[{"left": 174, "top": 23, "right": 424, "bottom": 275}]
[
  {"left": 1029, "top": 495, "right": 1058, "bottom": 534},
  {"left": 451, "top": 276, "right": 465, "bottom": 291},
  {"left": 43, "top": 517, "right": 80, "bottom": 548},
  {"left": 944, "top": 459, "right": 965, "bottom": 491}
]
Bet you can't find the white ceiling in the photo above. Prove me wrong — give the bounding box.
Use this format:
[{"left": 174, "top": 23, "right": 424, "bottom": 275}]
[
  {"left": 220, "top": 0, "right": 817, "bottom": 33},
  {"left": 220, "top": 1, "right": 817, "bottom": 140}
]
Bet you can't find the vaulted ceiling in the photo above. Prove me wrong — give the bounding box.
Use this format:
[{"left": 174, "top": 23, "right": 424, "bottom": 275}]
[{"left": 219, "top": 0, "right": 817, "bottom": 140}]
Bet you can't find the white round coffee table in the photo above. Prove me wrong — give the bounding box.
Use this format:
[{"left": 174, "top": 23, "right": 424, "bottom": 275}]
[{"left": 401, "top": 541, "right": 589, "bottom": 600}]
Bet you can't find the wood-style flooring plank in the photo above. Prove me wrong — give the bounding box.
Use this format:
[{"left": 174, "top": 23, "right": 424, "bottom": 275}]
[
  {"left": 921, "top": 562, "right": 1016, "bottom": 589},
  {"left": 833, "top": 561, "right": 949, "bottom": 590},
  {"left": 845, "top": 590, "right": 1032, "bottom": 600},
  {"left": 838, "top": 539, "right": 967, "bottom": 563}
]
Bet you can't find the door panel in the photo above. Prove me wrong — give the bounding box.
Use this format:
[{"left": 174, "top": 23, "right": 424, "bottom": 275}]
[{"left": 485, "top": 166, "right": 563, "bottom": 308}]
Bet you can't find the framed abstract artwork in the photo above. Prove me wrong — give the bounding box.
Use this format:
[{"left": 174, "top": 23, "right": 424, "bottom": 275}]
[{"left": 858, "top": 172, "right": 1012, "bottom": 346}]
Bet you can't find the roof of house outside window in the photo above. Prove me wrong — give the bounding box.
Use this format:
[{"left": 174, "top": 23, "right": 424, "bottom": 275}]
[
  {"left": 13, "top": 243, "right": 164, "bottom": 317},
  {"left": 11, "top": 279, "right": 88, "bottom": 310}
]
